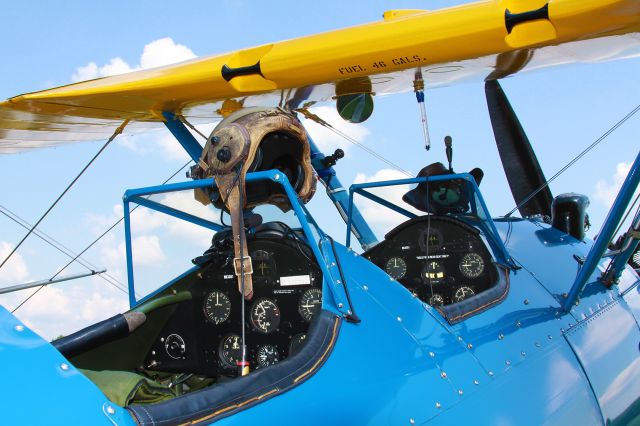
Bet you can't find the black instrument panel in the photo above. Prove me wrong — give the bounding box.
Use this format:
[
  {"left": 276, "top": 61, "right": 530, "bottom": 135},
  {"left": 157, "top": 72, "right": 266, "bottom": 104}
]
[
  {"left": 144, "top": 236, "right": 322, "bottom": 377},
  {"left": 365, "top": 216, "right": 498, "bottom": 307}
]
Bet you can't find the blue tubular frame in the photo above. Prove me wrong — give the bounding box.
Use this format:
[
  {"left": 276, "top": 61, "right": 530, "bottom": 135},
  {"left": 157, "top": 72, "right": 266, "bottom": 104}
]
[
  {"left": 122, "top": 170, "right": 353, "bottom": 317},
  {"left": 162, "top": 111, "right": 204, "bottom": 163},
  {"left": 347, "top": 173, "right": 517, "bottom": 268},
  {"left": 307, "top": 136, "right": 378, "bottom": 249},
  {"left": 564, "top": 150, "right": 640, "bottom": 311}
]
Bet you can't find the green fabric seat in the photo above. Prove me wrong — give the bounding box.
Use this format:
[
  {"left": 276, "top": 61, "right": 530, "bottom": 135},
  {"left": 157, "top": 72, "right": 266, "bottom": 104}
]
[{"left": 80, "top": 369, "right": 175, "bottom": 407}]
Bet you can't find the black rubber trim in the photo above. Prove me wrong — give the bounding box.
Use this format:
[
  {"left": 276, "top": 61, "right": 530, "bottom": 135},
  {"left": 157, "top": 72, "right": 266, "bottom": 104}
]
[
  {"left": 128, "top": 310, "right": 341, "bottom": 425},
  {"left": 505, "top": 3, "right": 549, "bottom": 34},
  {"left": 438, "top": 266, "right": 510, "bottom": 324},
  {"left": 53, "top": 313, "right": 128, "bottom": 359},
  {"left": 221, "top": 61, "right": 263, "bottom": 82}
]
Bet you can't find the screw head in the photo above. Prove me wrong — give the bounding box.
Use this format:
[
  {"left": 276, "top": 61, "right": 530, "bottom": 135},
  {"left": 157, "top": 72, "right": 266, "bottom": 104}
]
[
  {"left": 409, "top": 419, "right": 415, "bottom": 425},
  {"left": 435, "top": 402, "right": 442, "bottom": 409},
  {"left": 440, "top": 371, "right": 447, "bottom": 379},
  {"left": 458, "top": 389, "right": 464, "bottom": 396},
  {"left": 338, "top": 303, "right": 344, "bottom": 308},
  {"left": 488, "top": 371, "right": 494, "bottom": 376},
  {"left": 535, "top": 342, "right": 541, "bottom": 348},
  {"left": 498, "top": 333, "right": 504, "bottom": 340},
  {"left": 429, "top": 351, "right": 435, "bottom": 358},
  {"left": 515, "top": 321, "right": 521, "bottom": 328},
  {"left": 473, "top": 379, "right": 480, "bottom": 385},
  {"left": 60, "top": 363, "right": 70, "bottom": 371},
  {"left": 521, "top": 351, "right": 526, "bottom": 357},
  {"left": 274, "top": 174, "right": 280, "bottom": 180},
  {"left": 524, "top": 299, "right": 529, "bottom": 305},
  {"left": 106, "top": 405, "right": 115, "bottom": 415},
  {"left": 467, "top": 343, "right": 473, "bottom": 350},
  {"left": 14, "top": 325, "right": 24, "bottom": 332},
  {"left": 397, "top": 316, "right": 402, "bottom": 322},
  {"left": 505, "top": 360, "right": 511, "bottom": 366},
  {"left": 363, "top": 285, "right": 369, "bottom": 291}
]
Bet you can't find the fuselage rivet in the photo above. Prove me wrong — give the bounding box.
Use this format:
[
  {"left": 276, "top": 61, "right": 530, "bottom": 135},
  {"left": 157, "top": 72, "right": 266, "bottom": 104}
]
[
  {"left": 498, "top": 333, "right": 504, "bottom": 340},
  {"left": 363, "top": 285, "right": 369, "bottom": 291},
  {"left": 521, "top": 351, "right": 526, "bottom": 357},
  {"left": 60, "top": 363, "right": 70, "bottom": 371},
  {"left": 338, "top": 303, "right": 344, "bottom": 308},
  {"left": 106, "top": 406, "right": 115, "bottom": 415},
  {"left": 397, "top": 316, "right": 402, "bottom": 322},
  {"left": 473, "top": 380, "right": 480, "bottom": 385},
  {"left": 409, "top": 419, "right": 415, "bottom": 425},
  {"left": 524, "top": 299, "right": 529, "bottom": 305},
  {"left": 515, "top": 321, "right": 521, "bottom": 328},
  {"left": 505, "top": 360, "right": 511, "bottom": 366},
  {"left": 458, "top": 389, "right": 464, "bottom": 396},
  {"left": 14, "top": 325, "right": 24, "bottom": 332},
  {"left": 488, "top": 371, "right": 494, "bottom": 376},
  {"left": 429, "top": 351, "right": 435, "bottom": 358},
  {"left": 441, "top": 371, "right": 447, "bottom": 379},
  {"left": 435, "top": 402, "right": 441, "bottom": 409},
  {"left": 548, "top": 335, "right": 553, "bottom": 340},
  {"left": 535, "top": 342, "right": 541, "bottom": 348},
  {"left": 467, "top": 343, "right": 473, "bottom": 350}
]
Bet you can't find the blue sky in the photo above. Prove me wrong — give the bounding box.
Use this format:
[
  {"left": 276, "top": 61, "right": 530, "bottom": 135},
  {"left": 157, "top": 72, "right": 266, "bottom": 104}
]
[{"left": 0, "top": 0, "right": 638, "bottom": 339}]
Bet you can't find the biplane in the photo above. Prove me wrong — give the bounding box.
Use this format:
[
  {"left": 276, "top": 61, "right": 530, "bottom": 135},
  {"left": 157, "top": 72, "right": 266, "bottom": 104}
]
[{"left": 1, "top": 0, "right": 640, "bottom": 424}]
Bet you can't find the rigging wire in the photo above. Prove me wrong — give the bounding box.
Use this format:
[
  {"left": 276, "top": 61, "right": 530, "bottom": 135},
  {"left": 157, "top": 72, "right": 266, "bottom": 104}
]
[
  {"left": 611, "top": 190, "right": 640, "bottom": 243},
  {"left": 11, "top": 158, "right": 193, "bottom": 314},
  {"left": 295, "top": 108, "right": 413, "bottom": 177},
  {"left": 0, "top": 205, "right": 127, "bottom": 293},
  {"left": 0, "top": 120, "right": 129, "bottom": 272},
  {"left": 505, "top": 103, "right": 640, "bottom": 217}
]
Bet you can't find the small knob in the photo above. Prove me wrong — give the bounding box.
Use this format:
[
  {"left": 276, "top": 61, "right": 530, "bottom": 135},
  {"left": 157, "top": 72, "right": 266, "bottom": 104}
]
[{"left": 216, "top": 147, "right": 231, "bottom": 163}]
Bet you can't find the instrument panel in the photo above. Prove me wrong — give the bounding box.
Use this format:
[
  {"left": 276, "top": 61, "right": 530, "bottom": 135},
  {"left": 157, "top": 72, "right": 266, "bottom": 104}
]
[
  {"left": 144, "top": 235, "right": 322, "bottom": 377},
  {"left": 365, "top": 216, "right": 498, "bottom": 308}
]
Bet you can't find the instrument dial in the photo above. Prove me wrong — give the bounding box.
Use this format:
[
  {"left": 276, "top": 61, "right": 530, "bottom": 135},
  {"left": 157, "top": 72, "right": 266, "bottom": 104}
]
[
  {"left": 256, "top": 345, "right": 280, "bottom": 368},
  {"left": 289, "top": 333, "right": 307, "bottom": 356},
  {"left": 252, "top": 250, "right": 276, "bottom": 279},
  {"left": 428, "top": 294, "right": 445, "bottom": 306},
  {"left": 459, "top": 253, "right": 484, "bottom": 278},
  {"left": 250, "top": 298, "right": 281, "bottom": 334},
  {"left": 298, "top": 288, "right": 322, "bottom": 322},
  {"left": 419, "top": 228, "right": 444, "bottom": 252},
  {"left": 164, "top": 334, "right": 186, "bottom": 360},
  {"left": 422, "top": 261, "right": 445, "bottom": 284},
  {"left": 203, "top": 291, "right": 231, "bottom": 324},
  {"left": 454, "top": 286, "right": 475, "bottom": 302},
  {"left": 385, "top": 257, "right": 407, "bottom": 279},
  {"left": 219, "top": 334, "right": 243, "bottom": 368}
]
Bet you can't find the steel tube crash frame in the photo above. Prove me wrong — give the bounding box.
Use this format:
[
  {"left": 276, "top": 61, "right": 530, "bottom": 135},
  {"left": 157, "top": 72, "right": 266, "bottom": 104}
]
[
  {"left": 346, "top": 173, "right": 517, "bottom": 268},
  {"left": 564, "top": 150, "right": 640, "bottom": 311},
  {"left": 122, "top": 170, "right": 353, "bottom": 319}
]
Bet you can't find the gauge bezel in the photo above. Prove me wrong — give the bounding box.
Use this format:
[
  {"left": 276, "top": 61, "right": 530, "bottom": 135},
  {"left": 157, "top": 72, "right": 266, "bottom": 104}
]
[
  {"left": 218, "top": 333, "right": 243, "bottom": 368},
  {"left": 459, "top": 252, "right": 485, "bottom": 278},
  {"left": 298, "top": 288, "right": 323, "bottom": 322},
  {"left": 203, "top": 290, "right": 232, "bottom": 325},
  {"left": 250, "top": 297, "right": 281, "bottom": 334},
  {"left": 384, "top": 256, "right": 407, "bottom": 280},
  {"left": 256, "top": 344, "right": 280, "bottom": 368}
]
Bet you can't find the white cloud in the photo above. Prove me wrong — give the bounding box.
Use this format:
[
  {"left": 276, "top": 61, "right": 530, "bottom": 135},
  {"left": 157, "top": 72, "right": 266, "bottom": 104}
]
[
  {"left": 593, "top": 162, "right": 633, "bottom": 207},
  {"left": 130, "top": 235, "right": 166, "bottom": 266},
  {"left": 72, "top": 37, "right": 196, "bottom": 82},
  {"left": 353, "top": 169, "right": 421, "bottom": 235},
  {"left": 0, "top": 241, "right": 29, "bottom": 285},
  {"left": 301, "top": 106, "right": 370, "bottom": 154}
]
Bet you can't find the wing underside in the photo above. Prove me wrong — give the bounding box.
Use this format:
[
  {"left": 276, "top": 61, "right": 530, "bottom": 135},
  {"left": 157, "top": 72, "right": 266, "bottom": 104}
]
[{"left": 1, "top": 0, "right": 639, "bottom": 154}]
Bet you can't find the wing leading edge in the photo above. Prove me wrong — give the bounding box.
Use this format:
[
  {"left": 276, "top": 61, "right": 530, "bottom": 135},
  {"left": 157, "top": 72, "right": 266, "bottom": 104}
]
[{"left": 1, "top": 0, "right": 639, "bottom": 154}]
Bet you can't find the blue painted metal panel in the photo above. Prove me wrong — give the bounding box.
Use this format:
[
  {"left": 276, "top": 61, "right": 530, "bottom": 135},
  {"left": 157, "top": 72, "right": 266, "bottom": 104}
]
[
  {"left": 0, "top": 307, "right": 136, "bottom": 425},
  {"left": 565, "top": 299, "right": 640, "bottom": 424}
]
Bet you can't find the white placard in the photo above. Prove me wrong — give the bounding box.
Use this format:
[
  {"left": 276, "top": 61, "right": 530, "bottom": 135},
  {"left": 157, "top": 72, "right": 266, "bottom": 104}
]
[{"left": 280, "top": 275, "right": 311, "bottom": 286}]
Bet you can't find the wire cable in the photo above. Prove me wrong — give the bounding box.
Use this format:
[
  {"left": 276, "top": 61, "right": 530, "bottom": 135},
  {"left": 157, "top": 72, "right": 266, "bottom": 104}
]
[
  {"left": 505, "top": 103, "right": 640, "bottom": 217},
  {"left": 0, "top": 120, "right": 129, "bottom": 272}
]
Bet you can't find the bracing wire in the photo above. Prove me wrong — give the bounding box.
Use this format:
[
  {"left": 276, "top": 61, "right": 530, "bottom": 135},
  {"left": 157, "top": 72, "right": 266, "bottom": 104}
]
[
  {"left": 0, "top": 120, "right": 129, "bottom": 272},
  {"left": 505, "top": 103, "right": 640, "bottom": 217},
  {"left": 11, "top": 158, "right": 193, "bottom": 313},
  {"left": 295, "top": 108, "right": 413, "bottom": 177}
]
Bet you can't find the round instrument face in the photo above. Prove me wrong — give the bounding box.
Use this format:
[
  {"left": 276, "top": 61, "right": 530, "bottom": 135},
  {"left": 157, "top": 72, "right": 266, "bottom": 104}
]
[
  {"left": 252, "top": 249, "right": 276, "bottom": 279},
  {"left": 428, "top": 294, "right": 445, "bottom": 306},
  {"left": 454, "top": 286, "right": 475, "bottom": 302},
  {"left": 419, "top": 228, "right": 444, "bottom": 252},
  {"left": 385, "top": 257, "right": 407, "bottom": 279},
  {"left": 256, "top": 344, "right": 280, "bottom": 368},
  {"left": 164, "top": 334, "right": 186, "bottom": 360},
  {"left": 250, "top": 298, "right": 281, "bottom": 334},
  {"left": 459, "top": 253, "right": 484, "bottom": 278},
  {"left": 219, "top": 334, "right": 243, "bottom": 368},
  {"left": 203, "top": 291, "right": 231, "bottom": 324},
  {"left": 289, "top": 333, "right": 307, "bottom": 356},
  {"left": 298, "top": 288, "right": 322, "bottom": 322},
  {"left": 422, "top": 260, "right": 445, "bottom": 284}
]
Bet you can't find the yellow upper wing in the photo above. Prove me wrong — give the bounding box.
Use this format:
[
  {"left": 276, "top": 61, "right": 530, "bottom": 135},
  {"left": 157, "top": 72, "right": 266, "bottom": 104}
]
[{"left": 1, "top": 0, "right": 639, "bottom": 153}]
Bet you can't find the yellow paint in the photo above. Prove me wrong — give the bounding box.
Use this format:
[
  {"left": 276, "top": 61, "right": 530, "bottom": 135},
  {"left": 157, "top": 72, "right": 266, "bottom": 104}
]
[{"left": 0, "top": 0, "right": 638, "bottom": 151}]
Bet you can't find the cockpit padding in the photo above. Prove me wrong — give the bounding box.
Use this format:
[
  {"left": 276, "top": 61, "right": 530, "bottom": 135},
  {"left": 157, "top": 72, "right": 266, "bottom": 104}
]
[{"left": 128, "top": 310, "right": 340, "bottom": 426}]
